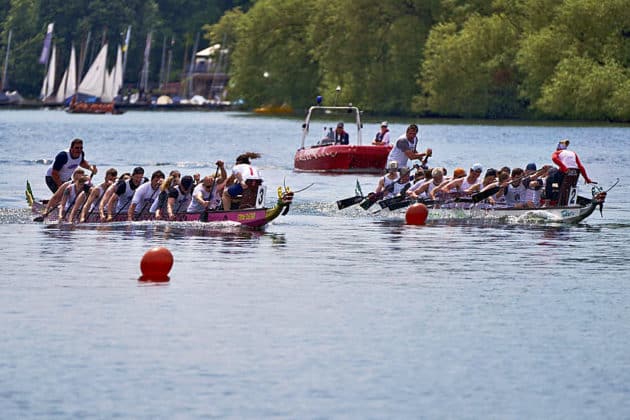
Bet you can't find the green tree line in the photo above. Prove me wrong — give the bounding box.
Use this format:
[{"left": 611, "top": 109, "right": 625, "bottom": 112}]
[
  {"left": 2, "top": 0, "right": 630, "bottom": 121},
  {"left": 0, "top": 0, "right": 251, "bottom": 98}
]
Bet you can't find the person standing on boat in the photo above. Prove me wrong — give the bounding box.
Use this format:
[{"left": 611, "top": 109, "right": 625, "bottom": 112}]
[
  {"left": 45, "top": 138, "right": 97, "bottom": 193},
  {"left": 106, "top": 167, "right": 145, "bottom": 221},
  {"left": 222, "top": 152, "right": 263, "bottom": 210},
  {"left": 551, "top": 139, "right": 595, "bottom": 206},
  {"left": 372, "top": 121, "right": 391, "bottom": 145},
  {"left": 334, "top": 122, "right": 349, "bottom": 145},
  {"left": 127, "top": 170, "right": 165, "bottom": 221},
  {"left": 387, "top": 124, "right": 432, "bottom": 169}
]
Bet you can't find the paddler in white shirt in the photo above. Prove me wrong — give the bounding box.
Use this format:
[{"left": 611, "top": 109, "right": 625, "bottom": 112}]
[{"left": 127, "top": 170, "right": 165, "bottom": 221}]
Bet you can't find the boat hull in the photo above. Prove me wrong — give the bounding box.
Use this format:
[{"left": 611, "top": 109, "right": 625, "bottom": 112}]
[
  {"left": 66, "top": 102, "right": 124, "bottom": 114},
  {"left": 32, "top": 192, "right": 294, "bottom": 229},
  {"left": 377, "top": 194, "right": 606, "bottom": 225},
  {"left": 294, "top": 145, "right": 391, "bottom": 174}
]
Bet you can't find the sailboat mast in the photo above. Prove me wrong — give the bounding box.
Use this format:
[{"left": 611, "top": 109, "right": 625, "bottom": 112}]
[
  {"left": 1, "top": 29, "right": 12, "bottom": 90},
  {"left": 187, "top": 32, "right": 200, "bottom": 98},
  {"left": 140, "top": 31, "right": 152, "bottom": 94},
  {"left": 165, "top": 37, "right": 174, "bottom": 91},
  {"left": 159, "top": 36, "right": 166, "bottom": 91},
  {"left": 78, "top": 31, "right": 91, "bottom": 84},
  {"left": 122, "top": 26, "right": 131, "bottom": 81}
]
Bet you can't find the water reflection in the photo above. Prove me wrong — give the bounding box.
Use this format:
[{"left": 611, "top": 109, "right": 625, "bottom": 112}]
[{"left": 38, "top": 220, "right": 287, "bottom": 255}]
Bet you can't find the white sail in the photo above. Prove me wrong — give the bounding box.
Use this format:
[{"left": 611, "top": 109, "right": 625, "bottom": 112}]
[
  {"left": 67, "top": 46, "right": 77, "bottom": 97},
  {"left": 40, "top": 45, "right": 56, "bottom": 99},
  {"left": 103, "top": 45, "right": 123, "bottom": 102},
  {"left": 55, "top": 69, "right": 67, "bottom": 103},
  {"left": 102, "top": 70, "right": 113, "bottom": 102},
  {"left": 77, "top": 44, "right": 108, "bottom": 98},
  {"left": 55, "top": 46, "right": 77, "bottom": 103}
]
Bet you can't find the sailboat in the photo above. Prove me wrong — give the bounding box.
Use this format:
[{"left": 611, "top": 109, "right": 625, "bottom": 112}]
[
  {"left": 1, "top": 28, "right": 23, "bottom": 105},
  {"left": 40, "top": 44, "right": 57, "bottom": 103},
  {"left": 67, "top": 43, "right": 124, "bottom": 114},
  {"left": 55, "top": 45, "right": 76, "bottom": 105}
]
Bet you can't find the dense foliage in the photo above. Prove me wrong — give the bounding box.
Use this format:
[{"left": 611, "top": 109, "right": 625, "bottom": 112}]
[
  {"left": 0, "top": 0, "right": 250, "bottom": 97},
  {"left": 2, "top": 0, "right": 630, "bottom": 121}
]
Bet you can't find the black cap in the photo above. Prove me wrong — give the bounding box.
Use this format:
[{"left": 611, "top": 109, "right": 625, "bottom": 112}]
[{"left": 181, "top": 175, "right": 193, "bottom": 189}]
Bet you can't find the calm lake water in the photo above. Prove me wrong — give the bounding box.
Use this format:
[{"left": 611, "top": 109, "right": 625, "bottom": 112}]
[{"left": 1, "top": 110, "right": 630, "bottom": 418}]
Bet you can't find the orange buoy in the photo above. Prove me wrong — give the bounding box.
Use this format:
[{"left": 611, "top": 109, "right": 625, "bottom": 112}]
[
  {"left": 405, "top": 203, "right": 428, "bottom": 225},
  {"left": 139, "top": 246, "right": 173, "bottom": 282}
]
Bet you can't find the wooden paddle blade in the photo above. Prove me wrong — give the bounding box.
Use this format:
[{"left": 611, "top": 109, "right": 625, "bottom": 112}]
[
  {"left": 33, "top": 215, "right": 45, "bottom": 222},
  {"left": 336, "top": 195, "right": 364, "bottom": 210},
  {"left": 472, "top": 186, "right": 501, "bottom": 203}
]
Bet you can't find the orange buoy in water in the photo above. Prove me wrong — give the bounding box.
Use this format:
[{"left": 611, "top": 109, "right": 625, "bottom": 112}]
[
  {"left": 405, "top": 203, "right": 428, "bottom": 225},
  {"left": 139, "top": 246, "right": 173, "bottom": 282}
]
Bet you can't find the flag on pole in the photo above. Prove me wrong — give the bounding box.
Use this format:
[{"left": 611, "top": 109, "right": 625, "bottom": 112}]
[
  {"left": 38, "top": 23, "right": 54, "bottom": 65},
  {"left": 122, "top": 26, "right": 131, "bottom": 53}
]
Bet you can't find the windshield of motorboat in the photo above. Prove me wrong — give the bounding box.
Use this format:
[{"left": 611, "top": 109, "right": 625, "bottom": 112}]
[{"left": 300, "top": 106, "right": 363, "bottom": 148}]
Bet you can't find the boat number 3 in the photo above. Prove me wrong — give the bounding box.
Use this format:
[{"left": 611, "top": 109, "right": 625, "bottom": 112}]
[{"left": 256, "top": 185, "right": 266, "bottom": 208}]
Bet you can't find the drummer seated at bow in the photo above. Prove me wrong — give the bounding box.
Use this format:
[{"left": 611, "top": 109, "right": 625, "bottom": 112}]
[{"left": 222, "top": 152, "right": 263, "bottom": 210}]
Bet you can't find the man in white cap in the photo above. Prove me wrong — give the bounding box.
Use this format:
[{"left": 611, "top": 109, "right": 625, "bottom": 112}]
[
  {"left": 372, "top": 121, "right": 391, "bottom": 145},
  {"left": 551, "top": 139, "right": 595, "bottom": 206},
  {"left": 374, "top": 160, "right": 400, "bottom": 198}
]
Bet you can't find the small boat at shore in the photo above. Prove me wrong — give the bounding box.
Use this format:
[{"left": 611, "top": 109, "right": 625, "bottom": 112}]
[
  {"left": 27, "top": 183, "right": 294, "bottom": 229},
  {"left": 294, "top": 106, "right": 391, "bottom": 174}
]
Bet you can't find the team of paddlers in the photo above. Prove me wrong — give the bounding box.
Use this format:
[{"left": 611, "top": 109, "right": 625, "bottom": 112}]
[
  {"left": 39, "top": 138, "right": 265, "bottom": 223},
  {"left": 359, "top": 138, "right": 596, "bottom": 211}
]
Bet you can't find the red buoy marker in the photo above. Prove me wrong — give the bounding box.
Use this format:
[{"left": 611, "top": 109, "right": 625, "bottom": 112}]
[
  {"left": 139, "top": 246, "right": 173, "bottom": 282},
  {"left": 405, "top": 203, "right": 428, "bottom": 225}
]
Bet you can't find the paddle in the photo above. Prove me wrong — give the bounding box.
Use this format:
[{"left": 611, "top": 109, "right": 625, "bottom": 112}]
[
  {"left": 337, "top": 195, "right": 364, "bottom": 210},
  {"left": 206, "top": 164, "right": 221, "bottom": 212},
  {"left": 108, "top": 195, "right": 133, "bottom": 222},
  {"left": 471, "top": 186, "right": 501, "bottom": 203},
  {"left": 336, "top": 180, "right": 365, "bottom": 210},
  {"left": 33, "top": 205, "right": 58, "bottom": 222},
  {"left": 360, "top": 181, "right": 399, "bottom": 210},
  {"left": 387, "top": 198, "right": 435, "bottom": 211},
  {"left": 373, "top": 182, "right": 411, "bottom": 210}
]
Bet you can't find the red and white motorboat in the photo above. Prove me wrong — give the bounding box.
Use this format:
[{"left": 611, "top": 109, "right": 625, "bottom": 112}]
[{"left": 294, "top": 106, "right": 391, "bottom": 174}]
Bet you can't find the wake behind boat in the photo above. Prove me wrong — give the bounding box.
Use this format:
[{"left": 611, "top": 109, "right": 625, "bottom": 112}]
[{"left": 294, "top": 105, "right": 391, "bottom": 174}]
